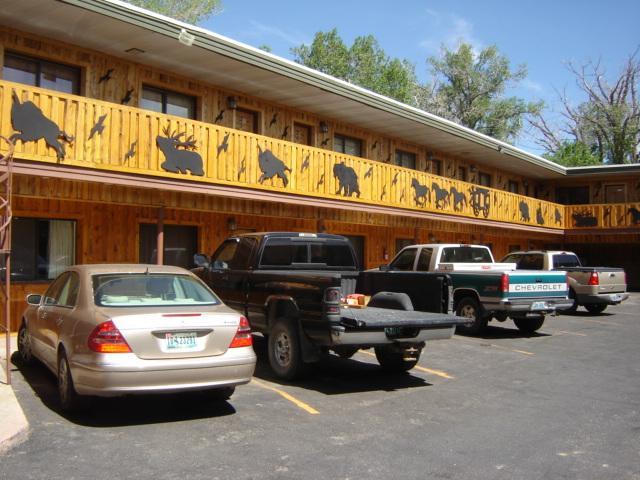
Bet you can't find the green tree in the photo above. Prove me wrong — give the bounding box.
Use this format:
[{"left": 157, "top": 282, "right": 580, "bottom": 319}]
[
  {"left": 419, "top": 43, "right": 542, "bottom": 142},
  {"left": 125, "top": 0, "right": 221, "bottom": 24},
  {"left": 531, "top": 50, "right": 639, "bottom": 164},
  {"left": 543, "top": 141, "right": 601, "bottom": 167},
  {"left": 292, "top": 29, "right": 417, "bottom": 104}
]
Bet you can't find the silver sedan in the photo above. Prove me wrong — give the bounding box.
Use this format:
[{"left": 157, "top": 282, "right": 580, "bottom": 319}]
[{"left": 18, "top": 264, "right": 256, "bottom": 411}]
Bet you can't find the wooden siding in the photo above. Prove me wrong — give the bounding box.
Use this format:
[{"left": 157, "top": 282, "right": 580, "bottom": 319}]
[{"left": 0, "top": 81, "right": 571, "bottom": 230}]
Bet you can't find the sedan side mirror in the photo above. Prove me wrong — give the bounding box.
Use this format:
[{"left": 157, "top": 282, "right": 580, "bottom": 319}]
[
  {"left": 26, "top": 294, "right": 42, "bottom": 305},
  {"left": 193, "top": 253, "right": 210, "bottom": 268}
]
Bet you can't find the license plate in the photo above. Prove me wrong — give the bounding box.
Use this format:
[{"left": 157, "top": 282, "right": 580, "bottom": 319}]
[
  {"left": 166, "top": 332, "right": 197, "bottom": 349},
  {"left": 531, "top": 301, "right": 547, "bottom": 311}
]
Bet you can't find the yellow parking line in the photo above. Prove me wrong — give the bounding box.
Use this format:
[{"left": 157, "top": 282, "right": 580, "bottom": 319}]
[
  {"left": 251, "top": 379, "right": 319, "bottom": 415},
  {"left": 453, "top": 336, "right": 535, "bottom": 356},
  {"left": 557, "top": 330, "right": 587, "bottom": 337},
  {"left": 359, "top": 350, "right": 454, "bottom": 379},
  {"left": 578, "top": 318, "right": 621, "bottom": 327}
]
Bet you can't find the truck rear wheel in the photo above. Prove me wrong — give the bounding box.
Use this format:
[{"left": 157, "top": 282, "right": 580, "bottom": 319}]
[
  {"left": 455, "top": 297, "right": 487, "bottom": 335},
  {"left": 585, "top": 304, "right": 607, "bottom": 314},
  {"left": 374, "top": 345, "right": 421, "bottom": 372},
  {"left": 513, "top": 316, "right": 545, "bottom": 334},
  {"left": 268, "top": 318, "right": 308, "bottom": 380}
]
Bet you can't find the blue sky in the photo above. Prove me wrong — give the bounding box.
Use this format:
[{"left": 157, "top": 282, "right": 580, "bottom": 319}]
[{"left": 201, "top": 1, "right": 640, "bottom": 154}]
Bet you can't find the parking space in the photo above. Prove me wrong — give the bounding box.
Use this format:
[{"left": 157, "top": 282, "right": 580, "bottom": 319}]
[{"left": 1, "top": 294, "right": 639, "bottom": 480}]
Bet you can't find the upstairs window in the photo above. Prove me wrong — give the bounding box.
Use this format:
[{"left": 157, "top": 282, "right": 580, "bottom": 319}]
[
  {"left": 478, "top": 172, "right": 492, "bottom": 187},
  {"left": 3, "top": 52, "right": 80, "bottom": 95},
  {"left": 431, "top": 159, "right": 442, "bottom": 176},
  {"left": 334, "top": 134, "right": 362, "bottom": 157},
  {"left": 141, "top": 86, "right": 196, "bottom": 119},
  {"left": 555, "top": 186, "right": 589, "bottom": 205},
  {"left": 508, "top": 180, "right": 519, "bottom": 194},
  {"left": 394, "top": 150, "right": 416, "bottom": 170}
]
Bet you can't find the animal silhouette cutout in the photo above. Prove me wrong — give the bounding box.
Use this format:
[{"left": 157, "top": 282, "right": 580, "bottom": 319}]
[
  {"left": 372, "top": 140, "right": 378, "bottom": 149},
  {"left": 450, "top": 186, "right": 467, "bottom": 211},
  {"left": 156, "top": 127, "right": 204, "bottom": 176},
  {"left": 98, "top": 69, "right": 114, "bottom": 84},
  {"left": 554, "top": 208, "right": 562, "bottom": 225},
  {"left": 121, "top": 88, "right": 134, "bottom": 105},
  {"left": 214, "top": 109, "right": 225, "bottom": 123},
  {"left": 400, "top": 189, "right": 406, "bottom": 202},
  {"left": 300, "top": 154, "right": 310, "bottom": 172},
  {"left": 364, "top": 166, "right": 374, "bottom": 179},
  {"left": 237, "top": 157, "right": 246, "bottom": 180},
  {"left": 268, "top": 113, "right": 278, "bottom": 128},
  {"left": 320, "top": 137, "right": 330, "bottom": 146},
  {"left": 391, "top": 172, "right": 399, "bottom": 186},
  {"left": 627, "top": 207, "right": 640, "bottom": 224},
  {"left": 280, "top": 126, "right": 289, "bottom": 139},
  {"left": 411, "top": 179, "right": 430, "bottom": 207},
  {"left": 333, "top": 162, "right": 361, "bottom": 197},
  {"left": 10, "top": 91, "right": 74, "bottom": 161},
  {"left": 431, "top": 182, "right": 450, "bottom": 209},
  {"left": 124, "top": 141, "right": 137, "bottom": 163},
  {"left": 519, "top": 201, "right": 531, "bottom": 222},
  {"left": 536, "top": 206, "right": 545, "bottom": 225},
  {"left": 217, "top": 132, "right": 230, "bottom": 157},
  {"left": 572, "top": 212, "right": 597, "bottom": 227},
  {"left": 317, "top": 173, "right": 325, "bottom": 188},
  {"left": 380, "top": 185, "right": 387, "bottom": 200},
  {"left": 88, "top": 114, "right": 108, "bottom": 140},
  {"left": 257, "top": 146, "right": 291, "bottom": 187}
]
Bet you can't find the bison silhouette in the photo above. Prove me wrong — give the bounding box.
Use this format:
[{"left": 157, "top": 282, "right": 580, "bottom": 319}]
[
  {"left": 10, "top": 91, "right": 74, "bottom": 160},
  {"left": 411, "top": 178, "right": 430, "bottom": 207},
  {"left": 257, "top": 146, "right": 291, "bottom": 187},
  {"left": 333, "top": 162, "right": 360, "bottom": 197}
]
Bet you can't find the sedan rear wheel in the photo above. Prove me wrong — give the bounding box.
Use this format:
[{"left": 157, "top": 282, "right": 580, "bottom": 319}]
[
  {"left": 18, "top": 323, "right": 34, "bottom": 365},
  {"left": 58, "top": 351, "right": 81, "bottom": 412}
]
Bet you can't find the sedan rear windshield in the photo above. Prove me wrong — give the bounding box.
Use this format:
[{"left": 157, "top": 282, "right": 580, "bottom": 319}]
[{"left": 93, "top": 274, "right": 220, "bottom": 307}]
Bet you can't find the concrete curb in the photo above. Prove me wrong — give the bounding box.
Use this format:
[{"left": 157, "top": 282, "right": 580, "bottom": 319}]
[{"left": 0, "top": 384, "right": 30, "bottom": 455}]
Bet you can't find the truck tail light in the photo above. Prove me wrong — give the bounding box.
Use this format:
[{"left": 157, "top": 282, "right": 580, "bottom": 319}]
[
  {"left": 500, "top": 273, "right": 509, "bottom": 293},
  {"left": 88, "top": 320, "right": 132, "bottom": 353},
  {"left": 588, "top": 271, "right": 599, "bottom": 286},
  {"left": 229, "top": 316, "right": 252, "bottom": 348},
  {"left": 324, "top": 287, "right": 341, "bottom": 314}
]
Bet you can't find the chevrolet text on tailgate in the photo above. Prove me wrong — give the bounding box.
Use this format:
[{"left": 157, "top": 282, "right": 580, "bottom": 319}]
[
  {"left": 193, "top": 232, "right": 468, "bottom": 379},
  {"left": 380, "top": 244, "right": 573, "bottom": 335}
]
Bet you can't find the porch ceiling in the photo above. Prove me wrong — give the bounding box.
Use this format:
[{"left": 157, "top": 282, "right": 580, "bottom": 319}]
[{"left": 1, "top": 0, "right": 567, "bottom": 179}]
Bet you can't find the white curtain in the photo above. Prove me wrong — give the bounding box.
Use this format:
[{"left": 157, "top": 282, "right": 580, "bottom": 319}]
[{"left": 48, "top": 220, "right": 75, "bottom": 279}]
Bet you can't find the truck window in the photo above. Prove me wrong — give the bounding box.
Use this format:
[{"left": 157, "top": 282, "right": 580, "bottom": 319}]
[
  {"left": 389, "top": 248, "right": 417, "bottom": 270},
  {"left": 502, "top": 253, "right": 521, "bottom": 265},
  {"left": 416, "top": 248, "right": 433, "bottom": 271},
  {"left": 211, "top": 237, "right": 257, "bottom": 269},
  {"left": 441, "top": 247, "right": 492, "bottom": 263},
  {"left": 261, "top": 243, "right": 306, "bottom": 266},
  {"left": 518, "top": 254, "right": 544, "bottom": 270},
  {"left": 552, "top": 254, "right": 581, "bottom": 269},
  {"left": 310, "top": 243, "right": 356, "bottom": 268}
]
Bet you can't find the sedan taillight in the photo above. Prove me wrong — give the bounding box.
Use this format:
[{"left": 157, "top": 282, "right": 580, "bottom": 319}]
[
  {"left": 88, "top": 320, "right": 132, "bottom": 353},
  {"left": 229, "top": 316, "right": 252, "bottom": 348}
]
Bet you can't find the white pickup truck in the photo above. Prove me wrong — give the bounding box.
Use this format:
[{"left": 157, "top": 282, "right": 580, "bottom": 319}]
[
  {"left": 379, "top": 244, "right": 572, "bottom": 334},
  {"left": 500, "top": 250, "right": 629, "bottom": 314}
]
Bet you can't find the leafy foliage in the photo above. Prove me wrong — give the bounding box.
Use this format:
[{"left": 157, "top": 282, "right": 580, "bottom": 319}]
[
  {"left": 291, "top": 29, "right": 417, "bottom": 104},
  {"left": 417, "top": 43, "right": 542, "bottom": 142},
  {"left": 125, "top": 0, "right": 221, "bottom": 24},
  {"left": 543, "top": 141, "right": 601, "bottom": 167}
]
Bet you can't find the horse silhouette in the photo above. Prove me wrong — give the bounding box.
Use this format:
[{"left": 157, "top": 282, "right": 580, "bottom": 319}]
[
  {"left": 431, "top": 182, "right": 450, "bottom": 209},
  {"left": 257, "top": 146, "right": 291, "bottom": 187},
  {"left": 411, "top": 178, "right": 430, "bottom": 207},
  {"left": 10, "top": 91, "right": 74, "bottom": 160},
  {"left": 333, "top": 162, "right": 360, "bottom": 197},
  {"left": 519, "top": 201, "right": 530, "bottom": 222},
  {"left": 450, "top": 186, "right": 467, "bottom": 211}
]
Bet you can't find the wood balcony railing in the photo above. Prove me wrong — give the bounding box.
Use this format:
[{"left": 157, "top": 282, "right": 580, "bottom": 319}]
[{"left": 1, "top": 80, "right": 638, "bottom": 231}]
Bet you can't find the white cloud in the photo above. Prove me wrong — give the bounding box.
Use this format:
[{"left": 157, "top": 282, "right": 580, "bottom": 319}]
[
  {"left": 245, "top": 20, "right": 308, "bottom": 46},
  {"left": 522, "top": 78, "right": 544, "bottom": 93},
  {"left": 418, "top": 10, "right": 483, "bottom": 55}
]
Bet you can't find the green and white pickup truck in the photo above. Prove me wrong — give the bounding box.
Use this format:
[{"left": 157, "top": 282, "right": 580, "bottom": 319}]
[
  {"left": 380, "top": 244, "right": 573, "bottom": 334},
  {"left": 500, "top": 250, "right": 629, "bottom": 314}
]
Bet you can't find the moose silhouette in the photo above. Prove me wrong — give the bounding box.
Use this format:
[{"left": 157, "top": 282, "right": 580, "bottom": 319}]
[
  {"left": 450, "top": 186, "right": 467, "bottom": 211},
  {"left": 519, "top": 201, "right": 531, "bottom": 222},
  {"left": 10, "top": 91, "right": 74, "bottom": 161},
  {"left": 411, "top": 179, "right": 430, "bottom": 207},
  {"left": 333, "top": 162, "right": 361, "bottom": 197},
  {"left": 156, "top": 127, "right": 204, "bottom": 176},
  {"left": 257, "top": 146, "right": 291, "bottom": 187},
  {"left": 431, "top": 182, "right": 450, "bottom": 209}
]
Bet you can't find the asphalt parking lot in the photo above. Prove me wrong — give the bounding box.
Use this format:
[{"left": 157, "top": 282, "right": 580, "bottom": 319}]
[{"left": 1, "top": 295, "right": 639, "bottom": 480}]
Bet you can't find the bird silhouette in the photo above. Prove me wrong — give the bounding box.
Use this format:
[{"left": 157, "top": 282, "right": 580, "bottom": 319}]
[
  {"left": 364, "top": 166, "right": 374, "bottom": 179},
  {"left": 280, "top": 125, "right": 289, "bottom": 139},
  {"left": 98, "top": 69, "right": 114, "bottom": 84},
  {"left": 321, "top": 137, "right": 330, "bottom": 146},
  {"left": 121, "top": 88, "right": 134, "bottom": 105},
  {"left": 237, "top": 157, "right": 246, "bottom": 180},
  {"left": 214, "top": 109, "right": 225, "bottom": 123},
  {"left": 301, "top": 154, "right": 310, "bottom": 172},
  {"left": 123, "top": 141, "right": 137, "bottom": 163},
  {"left": 392, "top": 172, "right": 399, "bottom": 186},
  {"left": 88, "top": 114, "right": 108, "bottom": 140},
  {"left": 400, "top": 189, "right": 406, "bottom": 202},
  {"left": 316, "top": 173, "right": 325, "bottom": 188},
  {"left": 217, "top": 132, "right": 230, "bottom": 157},
  {"left": 269, "top": 113, "right": 278, "bottom": 128},
  {"left": 372, "top": 140, "right": 378, "bottom": 149},
  {"left": 381, "top": 185, "right": 387, "bottom": 200}
]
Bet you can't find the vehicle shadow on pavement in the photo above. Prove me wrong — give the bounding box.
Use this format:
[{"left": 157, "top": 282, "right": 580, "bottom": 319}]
[
  {"left": 457, "top": 325, "right": 552, "bottom": 340},
  {"left": 11, "top": 352, "right": 237, "bottom": 427},
  {"left": 251, "top": 336, "right": 432, "bottom": 395}
]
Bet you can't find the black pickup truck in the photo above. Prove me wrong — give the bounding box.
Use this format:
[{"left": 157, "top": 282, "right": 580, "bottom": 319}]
[{"left": 193, "top": 232, "right": 467, "bottom": 379}]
